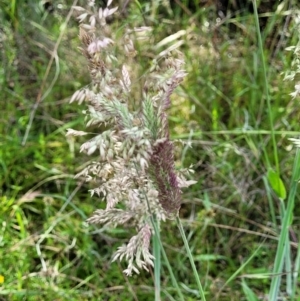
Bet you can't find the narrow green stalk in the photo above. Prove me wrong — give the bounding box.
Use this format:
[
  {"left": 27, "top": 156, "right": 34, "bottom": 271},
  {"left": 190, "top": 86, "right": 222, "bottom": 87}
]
[
  {"left": 153, "top": 218, "right": 161, "bottom": 301},
  {"left": 151, "top": 218, "right": 185, "bottom": 301},
  {"left": 291, "top": 241, "right": 300, "bottom": 301},
  {"left": 218, "top": 240, "right": 264, "bottom": 297},
  {"left": 10, "top": 0, "right": 16, "bottom": 18},
  {"left": 252, "top": 0, "right": 279, "bottom": 173},
  {"left": 263, "top": 176, "right": 277, "bottom": 229},
  {"left": 176, "top": 216, "right": 206, "bottom": 301},
  {"left": 285, "top": 234, "right": 292, "bottom": 296},
  {"left": 278, "top": 201, "right": 292, "bottom": 296}
]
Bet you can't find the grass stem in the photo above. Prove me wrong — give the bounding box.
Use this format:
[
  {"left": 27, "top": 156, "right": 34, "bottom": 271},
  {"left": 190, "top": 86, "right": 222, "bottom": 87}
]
[{"left": 176, "top": 216, "right": 206, "bottom": 301}]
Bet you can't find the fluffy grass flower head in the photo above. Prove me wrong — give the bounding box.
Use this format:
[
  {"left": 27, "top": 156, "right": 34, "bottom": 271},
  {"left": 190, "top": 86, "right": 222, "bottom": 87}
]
[{"left": 68, "top": 0, "right": 195, "bottom": 275}]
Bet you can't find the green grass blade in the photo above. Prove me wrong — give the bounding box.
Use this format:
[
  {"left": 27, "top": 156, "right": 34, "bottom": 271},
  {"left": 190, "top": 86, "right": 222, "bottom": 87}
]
[
  {"left": 252, "top": 0, "right": 279, "bottom": 172},
  {"left": 151, "top": 219, "right": 185, "bottom": 301},
  {"left": 241, "top": 280, "right": 259, "bottom": 301},
  {"left": 153, "top": 218, "right": 161, "bottom": 301},
  {"left": 176, "top": 217, "right": 206, "bottom": 301},
  {"left": 218, "top": 240, "right": 264, "bottom": 295},
  {"left": 263, "top": 176, "right": 277, "bottom": 229},
  {"left": 269, "top": 148, "right": 300, "bottom": 300},
  {"left": 291, "top": 241, "right": 300, "bottom": 301}
]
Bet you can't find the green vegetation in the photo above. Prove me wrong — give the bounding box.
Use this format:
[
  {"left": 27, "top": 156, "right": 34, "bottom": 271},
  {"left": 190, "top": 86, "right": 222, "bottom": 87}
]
[{"left": 1, "top": 0, "right": 300, "bottom": 300}]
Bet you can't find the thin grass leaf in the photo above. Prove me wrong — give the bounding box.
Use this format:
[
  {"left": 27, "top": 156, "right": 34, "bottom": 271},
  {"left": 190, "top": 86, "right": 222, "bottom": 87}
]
[
  {"left": 176, "top": 217, "right": 207, "bottom": 301},
  {"left": 241, "top": 280, "right": 259, "bottom": 301},
  {"left": 269, "top": 149, "right": 300, "bottom": 300},
  {"left": 153, "top": 217, "right": 161, "bottom": 301}
]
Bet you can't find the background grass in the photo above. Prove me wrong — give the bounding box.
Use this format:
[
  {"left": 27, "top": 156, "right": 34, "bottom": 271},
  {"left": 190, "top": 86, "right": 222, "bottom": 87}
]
[{"left": 1, "top": 0, "right": 300, "bottom": 300}]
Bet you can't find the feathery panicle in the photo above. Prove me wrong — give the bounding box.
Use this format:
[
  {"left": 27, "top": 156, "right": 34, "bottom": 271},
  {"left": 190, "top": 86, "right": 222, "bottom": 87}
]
[{"left": 69, "top": 0, "right": 195, "bottom": 275}]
